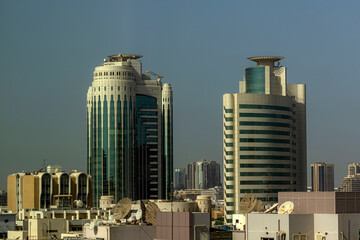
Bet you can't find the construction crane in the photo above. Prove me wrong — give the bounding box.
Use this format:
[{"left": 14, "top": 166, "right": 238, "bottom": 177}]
[{"left": 146, "top": 70, "right": 163, "bottom": 83}]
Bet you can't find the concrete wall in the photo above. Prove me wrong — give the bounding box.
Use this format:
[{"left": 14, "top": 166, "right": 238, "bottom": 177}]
[
  {"left": 28, "top": 218, "right": 67, "bottom": 239},
  {"left": 247, "top": 213, "right": 360, "bottom": 240},
  {"left": 83, "top": 225, "right": 155, "bottom": 240},
  {"left": 156, "top": 212, "right": 210, "bottom": 240},
  {"left": 7, "top": 230, "right": 28, "bottom": 240},
  {"left": 247, "top": 214, "right": 290, "bottom": 240},
  {"left": 289, "top": 214, "right": 314, "bottom": 239}
]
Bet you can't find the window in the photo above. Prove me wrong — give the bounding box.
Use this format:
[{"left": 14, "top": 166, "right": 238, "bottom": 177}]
[
  {"left": 240, "top": 189, "right": 289, "bottom": 193},
  {"left": 240, "top": 138, "right": 290, "bottom": 144},
  {"left": 240, "top": 130, "right": 290, "bottom": 136},
  {"left": 240, "top": 180, "right": 291, "bottom": 185},
  {"left": 226, "top": 193, "right": 234, "bottom": 197},
  {"left": 225, "top": 151, "right": 233, "bottom": 155},
  {"left": 240, "top": 121, "right": 290, "bottom": 128},
  {"left": 226, "top": 177, "right": 234, "bottom": 181},
  {"left": 240, "top": 172, "right": 290, "bottom": 177},
  {"left": 240, "top": 155, "right": 290, "bottom": 160},
  {"left": 240, "top": 164, "right": 290, "bottom": 168},
  {"left": 240, "top": 147, "right": 290, "bottom": 152},
  {"left": 225, "top": 109, "right": 233, "bottom": 113},
  {"left": 225, "top": 126, "right": 234, "bottom": 130},
  {"left": 239, "top": 113, "right": 292, "bottom": 119},
  {"left": 226, "top": 202, "right": 234, "bottom": 206},
  {"left": 226, "top": 160, "right": 234, "bottom": 164},
  {"left": 226, "top": 185, "right": 234, "bottom": 189},
  {"left": 225, "top": 142, "right": 233, "bottom": 147},
  {"left": 239, "top": 104, "right": 291, "bottom": 112},
  {"left": 226, "top": 211, "right": 234, "bottom": 215},
  {"left": 225, "top": 134, "right": 233, "bottom": 139},
  {"left": 245, "top": 66, "right": 265, "bottom": 94},
  {"left": 225, "top": 117, "right": 233, "bottom": 122},
  {"left": 226, "top": 168, "right": 234, "bottom": 172}
]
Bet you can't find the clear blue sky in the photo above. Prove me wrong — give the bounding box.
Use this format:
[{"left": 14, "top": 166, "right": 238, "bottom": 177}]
[{"left": 1, "top": 1, "right": 360, "bottom": 190}]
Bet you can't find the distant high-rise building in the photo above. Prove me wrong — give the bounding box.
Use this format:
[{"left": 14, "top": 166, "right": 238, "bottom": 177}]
[
  {"left": 186, "top": 159, "right": 221, "bottom": 190},
  {"left": 340, "top": 163, "right": 360, "bottom": 192},
  {"left": 0, "top": 191, "right": 6, "bottom": 206},
  {"left": 187, "top": 162, "right": 197, "bottom": 189},
  {"left": 174, "top": 168, "right": 186, "bottom": 190},
  {"left": 348, "top": 163, "right": 360, "bottom": 176},
  {"left": 223, "top": 56, "right": 307, "bottom": 224},
  {"left": 87, "top": 54, "right": 173, "bottom": 206},
  {"left": 311, "top": 162, "right": 334, "bottom": 191}
]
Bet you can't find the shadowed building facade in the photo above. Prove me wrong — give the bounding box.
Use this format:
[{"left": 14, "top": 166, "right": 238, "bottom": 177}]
[
  {"left": 310, "top": 162, "right": 334, "bottom": 192},
  {"left": 223, "top": 56, "right": 306, "bottom": 224},
  {"left": 87, "top": 54, "right": 173, "bottom": 206}
]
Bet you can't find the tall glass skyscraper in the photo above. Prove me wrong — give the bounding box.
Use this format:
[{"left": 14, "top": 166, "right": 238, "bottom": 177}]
[
  {"left": 87, "top": 54, "right": 173, "bottom": 206},
  {"left": 223, "top": 56, "right": 306, "bottom": 224}
]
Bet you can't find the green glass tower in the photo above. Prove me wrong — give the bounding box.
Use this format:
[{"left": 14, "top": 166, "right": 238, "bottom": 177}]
[{"left": 87, "top": 54, "right": 173, "bottom": 206}]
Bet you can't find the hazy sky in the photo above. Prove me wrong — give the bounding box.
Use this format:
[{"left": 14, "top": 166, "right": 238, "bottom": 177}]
[{"left": 1, "top": 1, "right": 360, "bottom": 190}]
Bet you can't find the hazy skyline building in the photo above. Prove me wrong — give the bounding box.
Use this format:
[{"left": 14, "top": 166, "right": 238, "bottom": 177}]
[
  {"left": 186, "top": 159, "right": 221, "bottom": 190},
  {"left": 174, "top": 168, "right": 186, "bottom": 190},
  {"left": 87, "top": 54, "right": 173, "bottom": 206},
  {"left": 311, "top": 162, "right": 334, "bottom": 192},
  {"left": 223, "top": 56, "right": 307, "bottom": 224},
  {"left": 340, "top": 163, "right": 360, "bottom": 192}
]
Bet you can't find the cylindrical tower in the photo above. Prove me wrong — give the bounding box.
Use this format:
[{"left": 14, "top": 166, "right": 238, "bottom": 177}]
[
  {"left": 87, "top": 54, "right": 140, "bottom": 206},
  {"left": 223, "top": 56, "right": 306, "bottom": 225}
]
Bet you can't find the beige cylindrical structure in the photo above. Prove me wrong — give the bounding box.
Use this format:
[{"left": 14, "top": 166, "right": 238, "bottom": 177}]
[
  {"left": 99, "top": 195, "right": 114, "bottom": 210},
  {"left": 196, "top": 195, "right": 211, "bottom": 213}
]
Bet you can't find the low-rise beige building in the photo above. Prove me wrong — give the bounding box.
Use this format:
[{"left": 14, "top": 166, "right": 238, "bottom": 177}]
[{"left": 7, "top": 166, "right": 91, "bottom": 213}]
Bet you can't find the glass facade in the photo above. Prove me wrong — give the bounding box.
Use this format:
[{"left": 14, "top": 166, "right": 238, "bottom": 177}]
[
  {"left": 245, "top": 66, "right": 265, "bottom": 94},
  {"left": 135, "top": 94, "right": 158, "bottom": 200},
  {"left": 87, "top": 56, "right": 173, "bottom": 206},
  {"left": 239, "top": 113, "right": 292, "bottom": 119}
]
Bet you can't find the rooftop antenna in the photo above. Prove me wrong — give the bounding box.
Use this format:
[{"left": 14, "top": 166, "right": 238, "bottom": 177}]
[
  {"left": 264, "top": 203, "right": 279, "bottom": 214},
  {"left": 146, "top": 70, "right": 163, "bottom": 83},
  {"left": 239, "top": 193, "right": 257, "bottom": 214},
  {"left": 113, "top": 198, "right": 132, "bottom": 220},
  {"left": 254, "top": 199, "right": 264, "bottom": 212},
  {"left": 278, "top": 201, "right": 294, "bottom": 214},
  {"left": 145, "top": 202, "right": 160, "bottom": 226}
]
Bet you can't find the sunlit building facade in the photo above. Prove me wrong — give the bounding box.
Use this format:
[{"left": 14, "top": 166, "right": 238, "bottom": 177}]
[
  {"left": 87, "top": 54, "right": 173, "bottom": 206},
  {"left": 223, "top": 56, "right": 306, "bottom": 224},
  {"left": 7, "top": 166, "right": 90, "bottom": 213}
]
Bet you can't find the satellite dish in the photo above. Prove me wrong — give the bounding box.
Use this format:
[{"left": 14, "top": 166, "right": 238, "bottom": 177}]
[
  {"left": 145, "top": 202, "right": 160, "bottom": 226},
  {"left": 135, "top": 209, "right": 143, "bottom": 221},
  {"left": 95, "top": 220, "right": 103, "bottom": 226},
  {"left": 75, "top": 200, "right": 84, "bottom": 208},
  {"left": 278, "top": 201, "right": 294, "bottom": 214},
  {"left": 89, "top": 222, "right": 95, "bottom": 230},
  {"left": 113, "top": 198, "right": 132, "bottom": 220},
  {"left": 127, "top": 215, "right": 136, "bottom": 223},
  {"left": 239, "top": 194, "right": 257, "bottom": 214},
  {"left": 264, "top": 203, "right": 279, "bottom": 214},
  {"left": 254, "top": 199, "right": 264, "bottom": 212}
]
